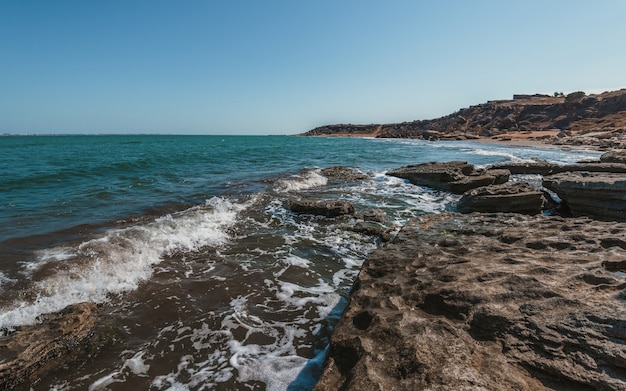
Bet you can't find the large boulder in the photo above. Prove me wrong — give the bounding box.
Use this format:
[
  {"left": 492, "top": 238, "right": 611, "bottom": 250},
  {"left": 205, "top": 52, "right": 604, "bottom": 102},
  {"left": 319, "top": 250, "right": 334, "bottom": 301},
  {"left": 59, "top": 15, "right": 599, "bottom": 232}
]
[
  {"left": 288, "top": 198, "right": 355, "bottom": 217},
  {"left": 600, "top": 149, "right": 626, "bottom": 164},
  {"left": 314, "top": 213, "right": 626, "bottom": 391},
  {"left": 387, "top": 161, "right": 510, "bottom": 194},
  {"left": 457, "top": 182, "right": 545, "bottom": 215},
  {"left": 543, "top": 172, "right": 626, "bottom": 221}
]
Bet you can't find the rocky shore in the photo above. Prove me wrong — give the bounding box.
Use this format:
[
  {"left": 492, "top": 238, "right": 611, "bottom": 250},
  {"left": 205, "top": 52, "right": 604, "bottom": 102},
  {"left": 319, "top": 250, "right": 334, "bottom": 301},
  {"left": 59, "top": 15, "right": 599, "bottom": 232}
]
[
  {"left": 314, "top": 213, "right": 626, "bottom": 390},
  {"left": 312, "top": 150, "right": 626, "bottom": 390},
  {"left": 2, "top": 147, "right": 626, "bottom": 389},
  {"left": 302, "top": 89, "right": 626, "bottom": 150}
]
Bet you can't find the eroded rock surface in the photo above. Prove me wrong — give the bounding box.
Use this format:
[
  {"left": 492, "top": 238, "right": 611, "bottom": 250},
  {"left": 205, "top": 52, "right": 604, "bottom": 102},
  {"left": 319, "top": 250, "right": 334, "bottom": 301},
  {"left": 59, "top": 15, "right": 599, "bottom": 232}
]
[
  {"left": 601, "top": 149, "right": 626, "bottom": 164},
  {"left": 314, "top": 214, "right": 626, "bottom": 391},
  {"left": 387, "top": 162, "right": 510, "bottom": 194},
  {"left": 543, "top": 172, "right": 626, "bottom": 221},
  {"left": 491, "top": 161, "right": 626, "bottom": 175},
  {"left": 0, "top": 302, "right": 113, "bottom": 390},
  {"left": 320, "top": 166, "right": 372, "bottom": 183},
  {"left": 457, "top": 182, "right": 544, "bottom": 214},
  {"left": 288, "top": 198, "right": 356, "bottom": 217}
]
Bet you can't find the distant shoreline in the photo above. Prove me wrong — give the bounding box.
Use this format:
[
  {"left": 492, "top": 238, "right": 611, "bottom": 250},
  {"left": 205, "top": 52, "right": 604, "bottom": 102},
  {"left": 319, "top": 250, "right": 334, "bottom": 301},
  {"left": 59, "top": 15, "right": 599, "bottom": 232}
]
[{"left": 302, "top": 132, "right": 599, "bottom": 151}]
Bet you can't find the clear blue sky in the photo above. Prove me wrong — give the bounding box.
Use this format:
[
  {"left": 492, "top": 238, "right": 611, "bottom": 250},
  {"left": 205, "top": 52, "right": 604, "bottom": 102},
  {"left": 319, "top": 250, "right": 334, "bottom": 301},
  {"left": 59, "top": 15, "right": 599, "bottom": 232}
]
[{"left": 1, "top": 1, "right": 625, "bottom": 135}]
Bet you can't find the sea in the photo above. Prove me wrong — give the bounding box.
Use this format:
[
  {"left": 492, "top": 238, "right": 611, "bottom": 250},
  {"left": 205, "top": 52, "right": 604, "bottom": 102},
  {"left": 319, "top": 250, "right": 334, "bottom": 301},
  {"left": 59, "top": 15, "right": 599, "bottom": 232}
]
[{"left": 0, "top": 135, "right": 602, "bottom": 390}]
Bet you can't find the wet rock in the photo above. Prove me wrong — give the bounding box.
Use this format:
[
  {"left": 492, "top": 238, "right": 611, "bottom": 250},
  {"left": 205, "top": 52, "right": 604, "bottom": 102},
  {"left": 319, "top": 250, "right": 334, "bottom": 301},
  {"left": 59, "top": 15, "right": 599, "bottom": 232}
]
[
  {"left": 314, "top": 214, "right": 626, "bottom": 390},
  {"left": 288, "top": 198, "right": 355, "bottom": 217},
  {"left": 0, "top": 302, "right": 119, "bottom": 390},
  {"left": 387, "top": 161, "right": 510, "bottom": 194},
  {"left": 457, "top": 182, "right": 544, "bottom": 214},
  {"left": 543, "top": 172, "right": 626, "bottom": 221},
  {"left": 492, "top": 161, "right": 626, "bottom": 175},
  {"left": 357, "top": 209, "right": 389, "bottom": 224},
  {"left": 600, "top": 149, "right": 626, "bottom": 164},
  {"left": 320, "top": 166, "right": 372, "bottom": 184},
  {"left": 490, "top": 160, "right": 562, "bottom": 175}
]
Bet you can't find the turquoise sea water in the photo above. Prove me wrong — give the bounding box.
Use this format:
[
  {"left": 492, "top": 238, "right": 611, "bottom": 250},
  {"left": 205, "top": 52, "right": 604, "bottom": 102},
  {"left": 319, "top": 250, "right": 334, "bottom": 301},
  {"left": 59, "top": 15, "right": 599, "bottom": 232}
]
[{"left": 0, "top": 135, "right": 601, "bottom": 390}]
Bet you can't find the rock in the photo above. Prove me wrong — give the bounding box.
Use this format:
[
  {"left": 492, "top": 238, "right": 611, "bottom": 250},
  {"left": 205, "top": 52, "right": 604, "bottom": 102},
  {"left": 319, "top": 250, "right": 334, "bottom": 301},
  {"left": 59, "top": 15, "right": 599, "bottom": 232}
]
[
  {"left": 457, "top": 182, "right": 544, "bottom": 214},
  {"left": 600, "top": 149, "right": 626, "bottom": 164},
  {"left": 288, "top": 198, "right": 355, "bottom": 217},
  {"left": 356, "top": 209, "right": 389, "bottom": 224},
  {"left": 0, "top": 302, "right": 119, "bottom": 390},
  {"left": 320, "top": 166, "right": 372, "bottom": 183},
  {"left": 490, "top": 160, "right": 562, "bottom": 175},
  {"left": 543, "top": 172, "right": 626, "bottom": 221},
  {"left": 387, "top": 161, "right": 510, "bottom": 194},
  {"left": 314, "top": 214, "right": 626, "bottom": 391},
  {"left": 491, "top": 161, "right": 626, "bottom": 175}
]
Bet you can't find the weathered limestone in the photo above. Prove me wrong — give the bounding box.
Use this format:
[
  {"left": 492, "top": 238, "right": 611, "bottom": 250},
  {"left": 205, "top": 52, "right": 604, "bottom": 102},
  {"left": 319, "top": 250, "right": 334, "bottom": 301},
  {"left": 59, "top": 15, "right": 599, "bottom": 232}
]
[
  {"left": 457, "top": 182, "right": 545, "bottom": 215},
  {"left": 288, "top": 198, "right": 356, "bottom": 217},
  {"left": 543, "top": 172, "right": 626, "bottom": 221},
  {"left": 491, "top": 161, "right": 626, "bottom": 175},
  {"left": 314, "top": 213, "right": 626, "bottom": 391},
  {"left": 600, "top": 149, "right": 626, "bottom": 164},
  {"left": 0, "top": 302, "right": 118, "bottom": 390},
  {"left": 320, "top": 166, "right": 372, "bottom": 183},
  {"left": 387, "top": 161, "right": 510, "bottom": 194}
]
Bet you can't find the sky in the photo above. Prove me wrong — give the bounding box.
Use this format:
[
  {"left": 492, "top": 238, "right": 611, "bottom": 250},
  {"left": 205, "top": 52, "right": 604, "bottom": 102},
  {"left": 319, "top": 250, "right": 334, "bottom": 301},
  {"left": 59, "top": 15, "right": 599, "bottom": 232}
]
[{"left": 1, "top": 1, "right": 626, "bottom": 135}]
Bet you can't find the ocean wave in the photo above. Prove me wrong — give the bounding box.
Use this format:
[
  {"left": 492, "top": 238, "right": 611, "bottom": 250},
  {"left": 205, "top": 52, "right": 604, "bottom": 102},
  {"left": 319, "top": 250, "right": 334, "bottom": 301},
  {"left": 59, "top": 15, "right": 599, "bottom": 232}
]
[
  {"left": 274, "top": 169, "right": 328, "bottom": 192},
  {"left": 0, "top": 196, "right": 250, "bottom": 332}
]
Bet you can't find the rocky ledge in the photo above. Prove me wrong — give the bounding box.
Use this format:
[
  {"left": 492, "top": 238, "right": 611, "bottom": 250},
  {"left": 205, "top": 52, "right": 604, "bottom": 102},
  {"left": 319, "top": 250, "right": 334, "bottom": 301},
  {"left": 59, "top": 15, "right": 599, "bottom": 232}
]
[
  {"left": 314, "top": 213, "right": 626, "bottom": 390},
  {"left": 0, "top": 302, "right": 120, "bottom": 390},
  {"left": 387, "top": 161, "right": 510, "bottom": 194}
]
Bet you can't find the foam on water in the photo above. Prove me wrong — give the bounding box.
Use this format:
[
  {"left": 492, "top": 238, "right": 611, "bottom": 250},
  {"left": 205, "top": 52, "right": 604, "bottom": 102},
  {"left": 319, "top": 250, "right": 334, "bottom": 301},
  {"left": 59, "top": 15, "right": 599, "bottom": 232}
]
[
  {"left": 0, "top": 196, "right": 249, "bottom": 332},
  {"left": 471, "top": 148, "right": 534, "bottom": 163},
  {"left": 275, "top": 169, "right": 328, "bottom": 192}
]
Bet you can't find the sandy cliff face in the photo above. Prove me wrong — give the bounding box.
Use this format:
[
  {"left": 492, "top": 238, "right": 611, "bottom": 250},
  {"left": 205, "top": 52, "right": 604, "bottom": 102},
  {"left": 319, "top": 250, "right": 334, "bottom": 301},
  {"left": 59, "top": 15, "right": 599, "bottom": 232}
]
[{"left": 304, "top": 89, "right": 626, "bottom": 147}]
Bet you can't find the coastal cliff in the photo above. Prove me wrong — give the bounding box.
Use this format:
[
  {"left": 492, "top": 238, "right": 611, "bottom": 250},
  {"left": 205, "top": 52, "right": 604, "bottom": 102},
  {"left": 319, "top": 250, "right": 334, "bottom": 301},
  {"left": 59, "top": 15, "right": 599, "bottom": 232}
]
[{"left": 303, "top": 89, "right": 626, "bottom": 148}]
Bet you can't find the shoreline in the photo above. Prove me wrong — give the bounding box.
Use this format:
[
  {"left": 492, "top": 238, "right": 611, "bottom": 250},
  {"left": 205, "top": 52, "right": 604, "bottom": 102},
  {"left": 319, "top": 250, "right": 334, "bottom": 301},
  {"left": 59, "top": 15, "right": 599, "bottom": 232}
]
[{"left": 304, "top": 132, "right": 600, "bottom": 151}]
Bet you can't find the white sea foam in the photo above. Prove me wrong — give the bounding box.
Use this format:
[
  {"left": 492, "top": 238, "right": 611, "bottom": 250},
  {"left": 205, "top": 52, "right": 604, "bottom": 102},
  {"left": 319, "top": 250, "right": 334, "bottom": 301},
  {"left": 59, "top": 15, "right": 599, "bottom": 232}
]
[
  {"left": 471, "top": 148, "right": 533, "bottom": 163},
  {"left": 0, "top": 271, "right": 15, "bottom": 290},
  {"left": 275, "top": 169, "right": 328, "bottom": 192},
  {"left": 88, "top": 351, "right": 152, "bottom": 391},
  {"left": 0, "top": 196, "right": 249, "bottom": 332}
]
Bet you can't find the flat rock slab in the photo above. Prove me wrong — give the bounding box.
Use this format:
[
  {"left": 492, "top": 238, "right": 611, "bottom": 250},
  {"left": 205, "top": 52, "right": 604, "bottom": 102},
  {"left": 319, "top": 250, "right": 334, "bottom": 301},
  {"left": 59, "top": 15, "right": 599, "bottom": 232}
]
[
  {"left": 288, "top": 198, "right": 356, "bottom": 217},
  {"left": 491, "top": 161, "right": 626, "bottom": 175},
  {"left": 601, "top": 149, "right": 626, "bottom": 164},
  {"left": 314, "top": 213, "right": 626, "bottom": 391},
  {"left": 387, "top": 161, "right": 510, "bottom": 194},
  {"left": 543, "top": 172, "right": 626, "bottom": 221},
  {"left": 457, "top": 182, "right": 545, "bottom": 214}
]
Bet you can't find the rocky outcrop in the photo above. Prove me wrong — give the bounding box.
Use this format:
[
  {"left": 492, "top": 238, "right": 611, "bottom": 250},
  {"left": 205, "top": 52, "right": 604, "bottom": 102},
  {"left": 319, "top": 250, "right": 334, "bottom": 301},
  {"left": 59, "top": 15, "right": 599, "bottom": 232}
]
[
  {"left": 288, "top": 198, "right": 356, "bottom": 217},
  {"left": 387, "top": 161, "right": 510, "bottom": 194},
  {"left": 0, "top": 302, "right": 118, "bottom": 390},
  {"left": 491, "top": 160, "right": 626, "bottom": 175},
  {"left": 342, "top": 209, "right": 396, "bottom": 242},
  {"left": 457, "top": 182, "right": 545, "bottom": 214},
  {"left": 304, "top": 89, "right": 626, "bottom": 148},
  {"left": 320, "top": 166, "right": 372, "bottom": 184},
  {"left": 314, "top": 213, "right": 626, "bottom": 391},
  {"left": 543, "top": 172, "right": 626, "bottom": 221},
  {"left": 601, "top": 149, "right": 626, "bottom": 164}
]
